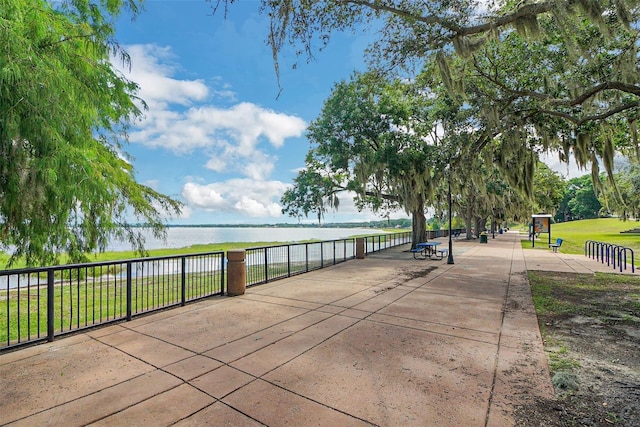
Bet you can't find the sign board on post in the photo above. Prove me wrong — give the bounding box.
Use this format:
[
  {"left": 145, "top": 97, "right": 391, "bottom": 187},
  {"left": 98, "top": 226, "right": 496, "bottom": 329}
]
[
  {"left": 531, "top": 214, "right": 553, "bottom": 248},
  {"left": 534, "top": 216, "right": 549, "bottom": 234}
]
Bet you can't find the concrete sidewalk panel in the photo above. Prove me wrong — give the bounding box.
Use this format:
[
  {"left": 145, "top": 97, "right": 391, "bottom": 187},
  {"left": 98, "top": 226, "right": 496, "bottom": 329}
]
[
  {"left": 327, "top": 277, "right": 408, "bottom": 309},
  {"left": 344, "top": 284, "right": 416, "bottom": 313},
  {"left": 203, "top": 310, "right": 334, "bottom": 363},
  {"left": 174, "top": 401, "right": 264, "bottom": 426},
  {"left": 8, "top": 370, "right": 182, "bottom": 427},
  {"left": 231, "top": 315, "right": 359, "bottom": 377},
  {"left": 129, "top": 298, "right": 310, "bottom": 354},
  {"left": 366, "top": 313, "right": 499, "bottom": 345},
  {"left": 0, "top": 339, "right": 155, "bottom": 424},
  {"left": 0, "top": 334, "right": 93, "bottom": 366},
  {"left": 315, "top": 304, "right": 349, "bottom": 315},
  {"left": 85, "top": 324, "right": 129, "bottom": 339},
  {"left": 242, "top": 292, "right": 324, "bottom": 310},
  {"left": 376, "top": 291, "right": 504, "bottom": 333},
  {"left": 335, "top": 307, "right": 372, "bottom": 320},
  {"left": 263, "top": 320, "right": 495, "bottom": 426},
  {"left": 423, "top": 274, "right": 508, "bottom": 301},
  {"left": 163, "top": 355, "right": 223, "bottom": 381},
  {"left": 250, "top": 277, "right": 372, "bottom": 306},
  {"left": 95, "top": 328, "right": 196, "bottom": 367},
  {"left": 90, "top": 383, "right": 213, "bottom": 426},
  {"left": 190, "top": 365, "right": 256, "bottom": 399},
  {"left": 222, "top": 379, "right": 372, "bottom": 426}
]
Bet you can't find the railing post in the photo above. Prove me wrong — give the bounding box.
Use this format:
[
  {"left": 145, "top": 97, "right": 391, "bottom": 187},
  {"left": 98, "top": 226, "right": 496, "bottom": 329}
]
[
  {"left": 287, "top": 245, "right": 291, "bottom": 277},
  {"left": 356, "top": 237, "right": 365, "bottom": 259},
  {"left": 47, "top": 269, "right": 54, "bottom": 342},
  {"left": 181, "top": 257, "right": 186, "bottom": 306},
  {"left": 343, "top": 239, "right": 347, "bottom": 261},
  {"left": 221, "top": 254, "right": 226, "bottom": 295},
  {"left": 333, "top": 240, "right": 336, "bottom": 265},
  {"left": 264, "top": 248, "right": 269, "bottom": 283},
  {"left": 126, "top": 262, "right": 132, "bottom": 321},
  {"left": 227, "top": 250, "right": 246, "bottom": 296},
  {"left": 305, "top": 243, "right": 309, "bottom": 272}
]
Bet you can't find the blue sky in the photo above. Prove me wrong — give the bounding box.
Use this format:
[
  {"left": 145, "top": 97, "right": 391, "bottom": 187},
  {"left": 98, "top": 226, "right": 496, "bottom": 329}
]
[
  {"left": 113, "top": 0, "right": 386, "bottom": 225},
  {"left": 113, "top": 1, "right": 587, "bottom": 225}
]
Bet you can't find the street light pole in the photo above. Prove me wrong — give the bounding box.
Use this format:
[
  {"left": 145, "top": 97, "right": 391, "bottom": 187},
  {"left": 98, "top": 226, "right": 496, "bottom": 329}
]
[{"left": 447, "top": 180, "right": 454, "bottom": 264}]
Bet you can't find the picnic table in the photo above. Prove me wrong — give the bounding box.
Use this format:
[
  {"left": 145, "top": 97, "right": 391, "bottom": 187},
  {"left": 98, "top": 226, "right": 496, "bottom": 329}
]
[{"left": 411, "top": 242, "right": 448, "bottom": 260}]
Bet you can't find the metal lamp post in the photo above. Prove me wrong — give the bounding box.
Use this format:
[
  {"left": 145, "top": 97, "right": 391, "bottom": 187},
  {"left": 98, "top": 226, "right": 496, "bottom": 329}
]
[
  {"left": 492, "top": 208, "right": 496, "bottom": 239},
  {"left": 447, "top": 180, "right": 454, "bottom": 264}
]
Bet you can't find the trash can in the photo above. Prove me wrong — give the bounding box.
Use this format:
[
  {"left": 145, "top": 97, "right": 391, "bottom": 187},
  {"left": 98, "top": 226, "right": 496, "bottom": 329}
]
[{"left": 479, "top": 233, "right": 488, "bottom": 244}]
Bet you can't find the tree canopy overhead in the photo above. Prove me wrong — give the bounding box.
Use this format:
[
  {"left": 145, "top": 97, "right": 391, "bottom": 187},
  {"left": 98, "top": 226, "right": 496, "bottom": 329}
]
[
  {"left": 1, "top": 0, "right": 182, "bottom": 266},
  {"left": 215, "top": 0, "right": 640, "bottom": 178}
]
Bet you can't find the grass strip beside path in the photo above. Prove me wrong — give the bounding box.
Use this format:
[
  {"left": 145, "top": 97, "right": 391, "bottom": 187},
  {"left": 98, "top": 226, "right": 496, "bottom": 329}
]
[{"left": 521, "top": 218, "right": 640, "bottom": 266}]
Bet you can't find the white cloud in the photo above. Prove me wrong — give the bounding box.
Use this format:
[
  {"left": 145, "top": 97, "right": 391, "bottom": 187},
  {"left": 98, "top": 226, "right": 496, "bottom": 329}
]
[
  {"left": 182, "top": 179, "right": 290, "bottom": 218},
  {"left": 123, "top": 44, "right": 209, "bottom": 109},
  {"left": 177, "top": 205, "right": 193, "bottom": 220},
  {"left": 240, "top": 152, "right": 277, "bottom": 180},
  {"left": 116, "top": 44, "right": 307, "bottom": 181},
  {"left": 182, "top": 103, "right": 306, "bottom": 155}
]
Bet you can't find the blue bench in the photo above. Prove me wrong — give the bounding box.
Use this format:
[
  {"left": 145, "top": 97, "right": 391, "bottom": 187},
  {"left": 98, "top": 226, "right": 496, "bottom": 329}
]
[
  {"left": 411, "top": 247, "right": 448, "bottom": 260},
  {"left": 410, "top": 248, "right": 424, "bottom": 259},
  {"left": 549, "top": 238, "right": 563, "bottom": 252}
]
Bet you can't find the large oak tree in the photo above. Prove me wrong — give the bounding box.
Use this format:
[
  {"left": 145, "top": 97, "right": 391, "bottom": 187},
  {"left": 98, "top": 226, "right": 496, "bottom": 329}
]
[{"left": 282, "top": 73, "right": 438, "bottom": 246}]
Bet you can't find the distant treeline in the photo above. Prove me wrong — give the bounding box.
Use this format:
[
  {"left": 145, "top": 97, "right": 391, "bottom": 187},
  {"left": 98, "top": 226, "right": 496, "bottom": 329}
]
[{"left": 133, "top": 219, "right": 412, "bottom": 229}]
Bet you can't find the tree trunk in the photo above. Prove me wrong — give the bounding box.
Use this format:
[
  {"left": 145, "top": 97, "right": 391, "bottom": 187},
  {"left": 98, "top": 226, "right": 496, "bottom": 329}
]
[
  {"left": 475, "top": 216, "right": 489, "bottom": 236},
  {"left": 465, "top": 205, "right": 473, "bottom": 239},
  {"left": 411, "top": 208, "right": 427, "bottom": 248}
]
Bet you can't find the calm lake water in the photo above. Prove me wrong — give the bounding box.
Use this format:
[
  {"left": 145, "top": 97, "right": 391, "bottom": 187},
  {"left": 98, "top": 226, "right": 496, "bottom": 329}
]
[
  {"left": 1, "top": 227, "right": 390, "bottom": 289},
  {"left": 106, "top": 227, "right": 387, "bottom": 252}
]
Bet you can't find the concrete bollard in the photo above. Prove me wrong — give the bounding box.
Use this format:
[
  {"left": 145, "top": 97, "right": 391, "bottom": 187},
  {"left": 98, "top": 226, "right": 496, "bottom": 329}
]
[
  {"left": 356, "top": 237, "right": 365, "bottom": 259},
  {"left": 226, "top": 249, "right": 246, "bottom": 296}
]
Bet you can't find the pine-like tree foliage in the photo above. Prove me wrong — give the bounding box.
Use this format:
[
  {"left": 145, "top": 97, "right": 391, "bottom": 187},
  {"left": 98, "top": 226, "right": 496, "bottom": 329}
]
[{"left": 0, "top": 0, "right": 182, "bottom": 266}]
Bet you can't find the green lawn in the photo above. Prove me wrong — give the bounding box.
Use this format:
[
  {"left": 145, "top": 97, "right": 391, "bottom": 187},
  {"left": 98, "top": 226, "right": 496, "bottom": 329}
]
[
  {"left": 521, "top": 218, "right": 640, "bottom": 264},
  {"left": 1, "top": 270, "right": 224, "bottom": 345}
]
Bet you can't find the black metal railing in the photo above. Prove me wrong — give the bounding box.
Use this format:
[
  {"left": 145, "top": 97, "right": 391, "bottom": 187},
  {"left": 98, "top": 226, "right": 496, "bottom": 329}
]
[
  {"left": 1, "top": 252, "right": 225, "bottom": 351},
  {"left": 1, "top": 231, "right": 416, "bottom": 351},
  {"left": 363, "top": 231, "right": 412, "bottom": 254},
  {"left": 584, "top": 240, "right": 636, "bottom": 273},
  {"left": 246, "top": 231, "right": 413, "bottom": 286},
  {"left": 361, "top": 229, "right": 461, "bottom": 253},
  {"left": 245, "top": 238, "right": 357, "bottom": 286}
]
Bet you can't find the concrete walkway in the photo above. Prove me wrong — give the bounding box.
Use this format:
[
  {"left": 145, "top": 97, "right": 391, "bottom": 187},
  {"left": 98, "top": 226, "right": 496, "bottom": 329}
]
[{"left": 0, "top": 232, "right": 624, "bottom": 426}]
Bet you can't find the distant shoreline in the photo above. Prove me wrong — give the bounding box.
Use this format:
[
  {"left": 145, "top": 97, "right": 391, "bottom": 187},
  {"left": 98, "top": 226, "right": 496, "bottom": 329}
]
[{"left": 132, "top": 219, "right": 412, "bottom": 229}]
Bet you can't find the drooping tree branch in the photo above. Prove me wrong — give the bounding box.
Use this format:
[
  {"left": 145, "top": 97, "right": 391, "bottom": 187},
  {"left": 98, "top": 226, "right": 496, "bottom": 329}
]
[
  {"left": 536, "top": 101, "right": 640, "bottom": 126},
  {"left": 473, "top": 58, "right": 640, "bottom": 108},
  {"left": 340, "top": 0, "right": 580, "bottom": 38}
]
